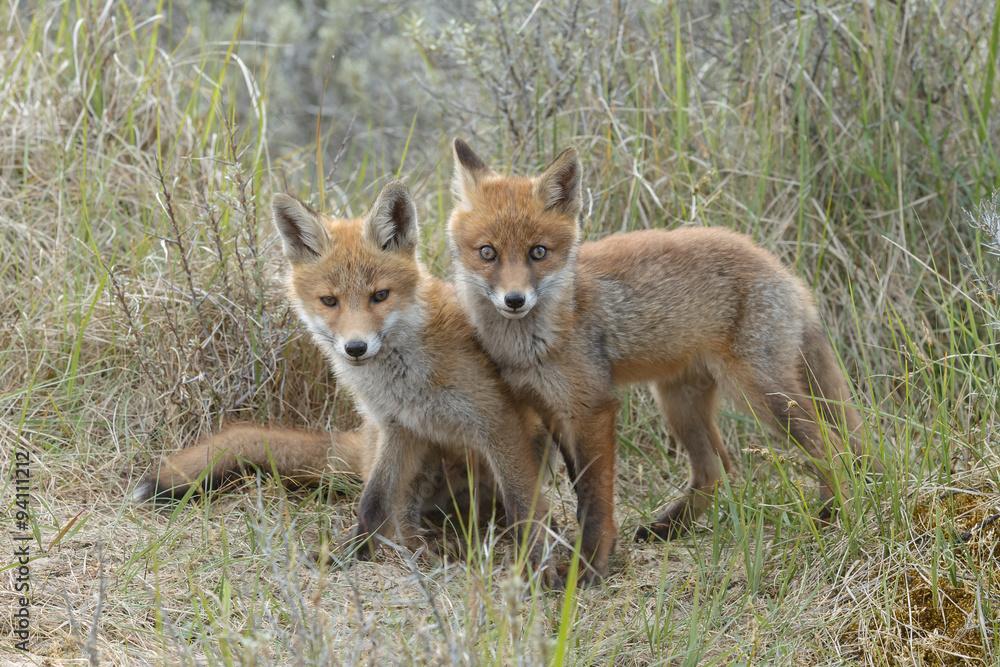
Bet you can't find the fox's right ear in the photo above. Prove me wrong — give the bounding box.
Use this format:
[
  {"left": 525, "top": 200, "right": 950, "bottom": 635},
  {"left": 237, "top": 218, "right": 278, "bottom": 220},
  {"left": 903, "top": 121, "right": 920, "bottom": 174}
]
[
  {"left": 272, "top": 194, "right": 329, "bottom": 263},
  {"left": 452, "top": 138, "right": 491, "bottom": 208}
]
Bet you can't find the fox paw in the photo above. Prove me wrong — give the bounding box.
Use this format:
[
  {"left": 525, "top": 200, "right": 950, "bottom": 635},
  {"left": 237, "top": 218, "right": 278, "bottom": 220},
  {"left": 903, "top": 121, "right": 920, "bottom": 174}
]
[
  {"left": 634, "top": 520, "right": 690, "bottom": 543},
  {"left": 401, "top": 534, "right": 446, "bottom": 561},
  {"left": 541, "top": 565, "right": 567, "bottom": 591},
  {"left": 553, "top": 560, "right": 604, "bottom": 589}
]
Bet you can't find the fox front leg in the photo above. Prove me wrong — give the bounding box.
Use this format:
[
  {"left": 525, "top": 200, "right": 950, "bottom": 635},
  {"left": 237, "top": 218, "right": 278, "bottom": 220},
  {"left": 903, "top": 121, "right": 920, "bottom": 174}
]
[
  {"left": 483, "top": 421, "right": 563, "bottom": 588},
  {"left": 564, "top": 399, "right": 620, "bottom": 584},
  {"left": 348, "top": 427, "right": 427, "bottom": 561}
]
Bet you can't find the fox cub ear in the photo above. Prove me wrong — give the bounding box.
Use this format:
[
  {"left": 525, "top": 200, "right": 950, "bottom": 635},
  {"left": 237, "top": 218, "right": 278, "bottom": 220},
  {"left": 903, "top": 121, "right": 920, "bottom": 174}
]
[
  {"left": 452, "top": 138, "right": 491, "bottom": 208},
  {"left": 272, "top": 194, "right": 329, "bottom": 263},
  {"left": 364, "top": 181, "right": 419, "bottom": 253},
  {"left": 534, "top": 148, "right": 583, "bottom": 220}
]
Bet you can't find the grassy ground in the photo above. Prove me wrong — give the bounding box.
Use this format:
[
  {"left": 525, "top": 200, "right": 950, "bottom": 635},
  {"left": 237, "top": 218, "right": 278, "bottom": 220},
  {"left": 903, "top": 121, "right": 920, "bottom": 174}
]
[{"left": 1, "top": 0, "right": 999, "bottom": 664}]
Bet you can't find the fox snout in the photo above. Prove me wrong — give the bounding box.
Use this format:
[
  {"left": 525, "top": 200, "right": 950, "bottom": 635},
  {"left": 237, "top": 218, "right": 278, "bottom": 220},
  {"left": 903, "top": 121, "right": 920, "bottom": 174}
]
[
  {"left": 504, "top": 291, "right": 526, "bottom": 310},
  {"left": 495, "top": 288, "right": 537, "bottom": 318},
  {"left": 344, "top": 340, "right": 368, "bottom": 358},
  {"left": 336, "top": 334, "right": 381, "bottom": 363}
]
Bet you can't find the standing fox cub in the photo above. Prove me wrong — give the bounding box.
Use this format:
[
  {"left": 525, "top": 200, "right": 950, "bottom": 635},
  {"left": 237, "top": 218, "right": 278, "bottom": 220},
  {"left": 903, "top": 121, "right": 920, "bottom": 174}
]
[
  {"left": 449, "top": 139, "right": 872, "bottom": 581},
  {"left": 137, "top": 182, "right": 555, "bottom": 580}
]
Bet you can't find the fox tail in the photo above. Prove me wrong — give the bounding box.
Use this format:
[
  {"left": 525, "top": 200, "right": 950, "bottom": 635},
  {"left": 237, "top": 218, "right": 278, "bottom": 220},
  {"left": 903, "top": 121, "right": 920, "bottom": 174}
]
[{"left": 132, "top": 424, "right": 374, "bottom": 502}]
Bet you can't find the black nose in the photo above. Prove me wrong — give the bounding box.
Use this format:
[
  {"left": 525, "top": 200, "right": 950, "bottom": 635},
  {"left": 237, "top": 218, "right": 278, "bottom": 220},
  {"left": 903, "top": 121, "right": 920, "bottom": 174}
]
[
  {"left": 344, "top": 340, "right": 368, "bottom": 358},
  {"left": 504, "top": 292, "right": 526, "bottom": 309}
]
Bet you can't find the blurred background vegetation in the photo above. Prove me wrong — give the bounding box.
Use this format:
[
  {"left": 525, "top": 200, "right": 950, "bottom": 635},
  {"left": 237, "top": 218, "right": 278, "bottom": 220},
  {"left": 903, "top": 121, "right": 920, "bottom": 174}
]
[{"left": 6, "top": 0, "right": 995, "bottom": 444}]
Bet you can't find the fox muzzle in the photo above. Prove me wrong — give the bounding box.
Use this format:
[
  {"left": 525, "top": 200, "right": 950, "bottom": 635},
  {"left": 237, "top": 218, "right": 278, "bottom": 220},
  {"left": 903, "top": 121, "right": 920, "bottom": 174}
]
[
  {"left": 344, "top": 340, "right": 368, "bottom": 358},
  {"left": 504, "top": 291, "right": 526, "bottom": 310}
]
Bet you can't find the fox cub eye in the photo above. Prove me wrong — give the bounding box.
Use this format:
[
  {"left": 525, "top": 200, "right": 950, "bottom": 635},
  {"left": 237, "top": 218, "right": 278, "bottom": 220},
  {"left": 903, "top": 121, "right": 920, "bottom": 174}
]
[
  {"left": 530, "top": 245, "right": 547, "bottom": 260},
  {"left": 479, "top": 246, "right": 497, "bottom": 261},
  {"left": 372, "top": 289, "right": 389, "bottom": 303},
  {"left": 320, "top": 296, "right": 338, "bottom": 308}
]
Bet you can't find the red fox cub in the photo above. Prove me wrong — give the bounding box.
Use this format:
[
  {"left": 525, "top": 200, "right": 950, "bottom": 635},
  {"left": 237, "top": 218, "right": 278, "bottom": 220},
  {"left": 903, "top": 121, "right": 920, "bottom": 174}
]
[
  {"left": 448, "top": 139, "right": 871, "bottom": 582},
  {"left": 137, "top": 182, "right": 556, "bottom": 581}
]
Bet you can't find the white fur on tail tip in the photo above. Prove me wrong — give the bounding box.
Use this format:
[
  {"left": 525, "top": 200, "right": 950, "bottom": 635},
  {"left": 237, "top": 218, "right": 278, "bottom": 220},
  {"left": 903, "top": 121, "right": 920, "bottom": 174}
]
[{"left": 131, "top": 479, "right": 153, "bottom": 502}]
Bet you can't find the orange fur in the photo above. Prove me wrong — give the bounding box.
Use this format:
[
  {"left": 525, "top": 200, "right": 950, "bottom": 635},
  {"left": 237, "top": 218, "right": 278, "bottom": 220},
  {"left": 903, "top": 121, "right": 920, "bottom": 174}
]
[{"left": 135, "top": 424, "right": 370, "bottom": 499}]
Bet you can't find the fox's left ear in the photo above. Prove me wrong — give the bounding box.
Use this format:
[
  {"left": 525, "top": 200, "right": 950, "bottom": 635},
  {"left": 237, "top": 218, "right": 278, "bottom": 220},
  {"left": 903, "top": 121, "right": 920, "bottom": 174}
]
[
  {"left": 534, "top": 148, "right": 583, "bottom": 220},
  {"left": 364, "top": 181, "right": 419, "bottom": 254}
]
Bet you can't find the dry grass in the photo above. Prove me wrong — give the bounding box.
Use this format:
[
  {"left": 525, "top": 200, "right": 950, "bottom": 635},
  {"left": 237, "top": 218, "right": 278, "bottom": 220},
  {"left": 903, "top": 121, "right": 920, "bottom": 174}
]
[{"left": 2, "top": 0, "right": 999, "bottom": 664}]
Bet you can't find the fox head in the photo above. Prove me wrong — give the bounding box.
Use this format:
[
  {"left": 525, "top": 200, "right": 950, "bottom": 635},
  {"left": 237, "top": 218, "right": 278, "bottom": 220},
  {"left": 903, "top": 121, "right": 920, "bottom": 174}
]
[
  {"left": 272, "top": 181, "right": 422, "bottom": 366},
  {"left": 447, "top": 138, "right": 583, "bottom": 319}
]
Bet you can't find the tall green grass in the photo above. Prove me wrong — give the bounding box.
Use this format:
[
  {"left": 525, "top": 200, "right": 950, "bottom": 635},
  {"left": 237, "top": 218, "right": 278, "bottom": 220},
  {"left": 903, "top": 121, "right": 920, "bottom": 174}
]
[{"left": 1, "top": 0, "right": 998, "bottom": 664}]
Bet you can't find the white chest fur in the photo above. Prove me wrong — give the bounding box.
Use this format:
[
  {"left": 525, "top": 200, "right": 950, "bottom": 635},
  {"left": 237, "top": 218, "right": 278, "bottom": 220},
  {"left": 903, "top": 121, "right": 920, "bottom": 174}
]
[
  {"left": 459, "top": 282, "right": 577, "bottom": 419},
  {"left": 327, "top": 318, "right": 484, "bottom": 447}
]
